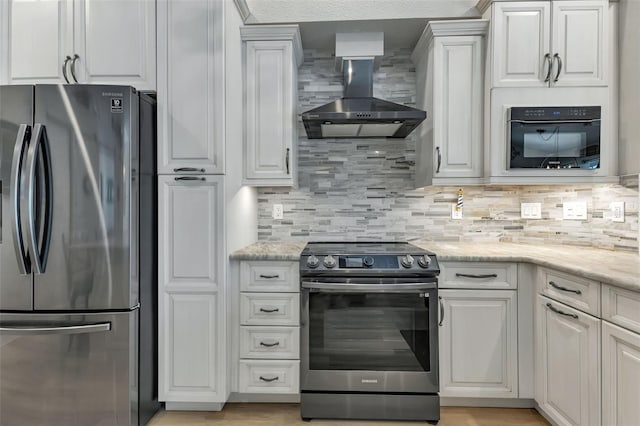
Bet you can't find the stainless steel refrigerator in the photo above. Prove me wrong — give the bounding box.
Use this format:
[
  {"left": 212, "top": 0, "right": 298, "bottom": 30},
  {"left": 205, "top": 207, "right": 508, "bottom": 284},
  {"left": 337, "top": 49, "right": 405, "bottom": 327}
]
[{"left": 0, "top": 84, "right": 160, "bottom": 425}]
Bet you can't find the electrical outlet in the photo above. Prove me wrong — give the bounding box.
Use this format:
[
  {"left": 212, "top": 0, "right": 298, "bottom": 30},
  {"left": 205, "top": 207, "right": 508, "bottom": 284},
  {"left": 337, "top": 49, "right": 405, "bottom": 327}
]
[
  {"left": 451, "top": 204, "right": 463, "bottom": 220},
  {"left": 272, "top": 204, "right": 284, "bottom": 220},
  {"left": 521, "top": 202, "right": 542, "bottom": 219},
  {"left": 562, "top": 201, "right": 587, "bottom": 220},
  {"left": 611, "top": 201, "right": 625, "bottom": 223}
]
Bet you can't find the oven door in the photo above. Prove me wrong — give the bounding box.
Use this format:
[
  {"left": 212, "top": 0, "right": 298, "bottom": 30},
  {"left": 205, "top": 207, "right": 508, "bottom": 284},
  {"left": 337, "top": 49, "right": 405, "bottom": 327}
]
[{"left": 301, "top": 278, "right": 438, "bottom": 394}]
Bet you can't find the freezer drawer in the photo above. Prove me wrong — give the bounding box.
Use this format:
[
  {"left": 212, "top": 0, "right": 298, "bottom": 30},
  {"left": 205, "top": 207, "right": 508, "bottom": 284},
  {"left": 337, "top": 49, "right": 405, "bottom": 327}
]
[{"left": 0, "top": 310, "right": 138, "bottom": 426}]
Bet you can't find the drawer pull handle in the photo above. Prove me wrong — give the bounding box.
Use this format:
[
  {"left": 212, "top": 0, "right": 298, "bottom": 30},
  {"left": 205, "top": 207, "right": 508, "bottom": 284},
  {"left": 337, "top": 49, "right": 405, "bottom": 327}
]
[
  {"left": 546, "top": 303, "right": 578, "bottom": 319},
  {"left": 259, "top": 308, "right": 280, "bottom": 313},
  {"left": 549, "top": 281, "right": 582, "bottom": 295},
  {"left": 456, "top": 273, "right": 498, "bottom": 279},
  {"left": 260, "top": 341, "right": 280, "bottom": 347},
  {"left": 175, "top": 176, "right": 205, "bottom": 181},
  {"left": 173, "top": 167, "right": 205, "bottom": 173},
  {"left": 259, "top": 274, "right": 280, "bottom": 279},
  {"left": 259, "top": 376, "right": 279, "bottom": 382}
]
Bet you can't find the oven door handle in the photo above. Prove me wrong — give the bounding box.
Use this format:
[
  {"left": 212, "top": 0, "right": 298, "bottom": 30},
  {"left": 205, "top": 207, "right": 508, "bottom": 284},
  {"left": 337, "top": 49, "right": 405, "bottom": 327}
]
[{"left": 301, "top": 281, "right": 437, "bottom": 292}]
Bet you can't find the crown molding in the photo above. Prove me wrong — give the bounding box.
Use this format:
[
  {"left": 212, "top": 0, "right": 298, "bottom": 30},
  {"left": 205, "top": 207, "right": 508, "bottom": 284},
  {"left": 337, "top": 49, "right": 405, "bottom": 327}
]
[
  {"left": 240, "top": 25, "right": 304, "bottom": 67},
  {"left": 411, "top": 19, "right": 489, "bottom": 63},
  {"left": 233, "top": 0, "right": 253, "bottom": 22},
  {"left": 475, "top": 0, "right": 492, "bottom": 14}
]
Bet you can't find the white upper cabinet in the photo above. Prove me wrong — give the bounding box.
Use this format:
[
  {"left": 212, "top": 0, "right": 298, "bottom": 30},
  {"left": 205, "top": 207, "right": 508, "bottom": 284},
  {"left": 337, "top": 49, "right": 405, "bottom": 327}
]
[
  {"left": 156, "top": 0, "right": 224, "bottom": 174},
  {"left": 1, "top": 0, "right": 155, "bottom": 90},
  {"left": 241, "top": 26, "right": 303, "bottom": 187},
  {"left": 412, "top": 20, "right": 488, "bottom": 187},
  {"left": 491, "top": 0, "right": 607, "bottom": 88}
]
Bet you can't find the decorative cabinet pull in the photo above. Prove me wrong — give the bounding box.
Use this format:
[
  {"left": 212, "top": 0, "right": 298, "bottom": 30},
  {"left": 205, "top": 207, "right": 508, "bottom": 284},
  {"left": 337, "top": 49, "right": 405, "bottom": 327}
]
[
  {"left": 259, "top": 307, "right": 279, "bottom": 313},
  {"left": 259, "top": 341, "right": 280, "bottom": 348},
  {"left": 455, "top": 273, "right": 498, "bottom": 279},
  {"left": 173, "top": 167, "right": 205, "bottom": 173},
  {"left": 553, "top": 53, "right": 562, "bottom": 83},
  {"left": 435, "top": 146, "right": 441, "bottom": 173},
  {"left": 70, "top": 54, "right": 80, "bottom": 83},
  {"left": 546, "top": 303, "right": 578, "bottom": 319},
  {"left": 285, "top": 148, "right": 290, "bottom": 175},
  {"left": 259, "top": 274, "right": 280, "bottom": 279},
  {"left": 174, "top": 176, "right": 205, "bottom": 181},
  {"left": 543, "top": 53, "right": 552, "bottom": 82},
  {"left": 549, "top": 281, "right": 582, "bottom": 295},
  {"left": 438, "top": 296, "right": 444, "bottom": 326},
  {"left": 62, "top": 56, "right": 71, "bottom": 83},
  {"left": 259, "top": 376, "right": 279, "bottom": 382}
]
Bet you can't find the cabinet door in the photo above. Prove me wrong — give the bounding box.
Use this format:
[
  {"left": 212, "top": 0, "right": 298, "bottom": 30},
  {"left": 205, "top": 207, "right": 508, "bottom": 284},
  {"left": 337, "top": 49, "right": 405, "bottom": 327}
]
[
  {"left": 602, "top": 321, "right": 640, "bottom": 426},
  {"left": 158, "top": 175, "right": 224, "bottom": 402},
  {"left": 73, "top": 0, "right": 156, "bottom": 90},
  {"left": 535, "top": 295, "right": 600, "bottom": 426},
  {"left": 157, "top": 0, "right": 225, "bottom": 174},
  {"left": 244, "top": 40, "right": 296, "bottom": 186},
  {"left": 551, "top": 1, "right": 607, "bottom": 87},
  {"left": 492, "top": 2, "right": 551, "bottom": 87},
  {"left": 432, "top": 36, "right": 483, "bottom": 179},
  {"left": 439, "top": 290, "right": 518, "bottom": 398},
  {"left": 2, "top": 0, "right": 72, "bottom": 84}
]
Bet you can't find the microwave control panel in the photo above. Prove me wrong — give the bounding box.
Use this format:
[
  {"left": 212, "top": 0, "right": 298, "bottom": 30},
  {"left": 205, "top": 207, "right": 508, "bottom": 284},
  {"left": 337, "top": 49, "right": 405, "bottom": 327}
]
[{"left": 510, "top": 106, "right": 601, "bottom": 121}]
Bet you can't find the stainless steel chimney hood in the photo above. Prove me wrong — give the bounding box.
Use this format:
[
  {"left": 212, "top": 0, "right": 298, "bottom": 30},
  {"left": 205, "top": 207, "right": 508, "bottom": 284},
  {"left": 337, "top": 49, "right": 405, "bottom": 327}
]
[{"left": 302, "top": 57, "right": 426, "bottom": 139}]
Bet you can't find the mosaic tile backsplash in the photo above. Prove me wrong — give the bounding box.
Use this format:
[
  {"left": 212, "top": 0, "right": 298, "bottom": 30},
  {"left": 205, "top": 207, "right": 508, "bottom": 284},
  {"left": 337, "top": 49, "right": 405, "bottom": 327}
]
[{"left": 257, "top": 49, "right": 640, "bottom": 252}]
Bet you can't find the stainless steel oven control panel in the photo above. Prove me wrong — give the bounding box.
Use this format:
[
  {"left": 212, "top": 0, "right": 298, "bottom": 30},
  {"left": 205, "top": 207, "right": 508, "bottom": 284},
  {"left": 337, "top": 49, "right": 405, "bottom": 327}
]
[{"left": 301, "top": 254, "right": 439, "bottom": 274}]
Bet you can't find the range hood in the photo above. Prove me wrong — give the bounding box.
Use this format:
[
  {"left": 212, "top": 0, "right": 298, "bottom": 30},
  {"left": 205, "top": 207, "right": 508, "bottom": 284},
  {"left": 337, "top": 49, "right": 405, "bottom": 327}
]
[{"left": 302, "top": 58, "right": 427, "bottom": 139}]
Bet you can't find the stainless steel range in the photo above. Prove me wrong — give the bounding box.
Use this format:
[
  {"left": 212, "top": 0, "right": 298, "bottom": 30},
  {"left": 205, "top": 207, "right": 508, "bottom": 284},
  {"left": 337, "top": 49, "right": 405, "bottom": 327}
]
[{"left": 300, "top": 242, "right": 440, "bottom": 423}]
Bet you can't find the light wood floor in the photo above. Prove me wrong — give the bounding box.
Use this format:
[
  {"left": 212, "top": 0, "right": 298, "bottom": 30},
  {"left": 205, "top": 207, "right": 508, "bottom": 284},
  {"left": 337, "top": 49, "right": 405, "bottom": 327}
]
[{"left": 148, "top": 403, "right": 550, "bottom": 426}]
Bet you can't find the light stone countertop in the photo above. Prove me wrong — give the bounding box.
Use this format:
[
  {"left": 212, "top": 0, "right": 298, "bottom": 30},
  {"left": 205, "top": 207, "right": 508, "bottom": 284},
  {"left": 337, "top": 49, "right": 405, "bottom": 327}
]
[{"left": 230, "top": 241, "right": 640, "bottom": 292}]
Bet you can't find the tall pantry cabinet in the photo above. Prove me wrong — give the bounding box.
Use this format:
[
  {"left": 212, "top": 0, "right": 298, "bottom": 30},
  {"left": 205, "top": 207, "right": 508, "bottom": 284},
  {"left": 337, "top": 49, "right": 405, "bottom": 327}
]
[{"left": 157, "top": 0, "right": 227, "bottom": 409}]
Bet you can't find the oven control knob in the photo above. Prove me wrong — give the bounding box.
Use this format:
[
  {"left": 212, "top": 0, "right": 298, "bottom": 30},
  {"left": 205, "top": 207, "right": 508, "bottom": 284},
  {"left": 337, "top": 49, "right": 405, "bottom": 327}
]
[
  {"left": 323, "top": 255, "right": 337, "bottom": 268},
  {"left": 363, "top": 256, "right": 374, "bottom": 267},
  {"left": 307, "top": 255, "right": 320, "bottom": 269},
  {"left": 400, "top": 254, "right": 414, "bottom": 268},
  {"left": 418, "top": 256, "right": 431, "bottom": 268}
]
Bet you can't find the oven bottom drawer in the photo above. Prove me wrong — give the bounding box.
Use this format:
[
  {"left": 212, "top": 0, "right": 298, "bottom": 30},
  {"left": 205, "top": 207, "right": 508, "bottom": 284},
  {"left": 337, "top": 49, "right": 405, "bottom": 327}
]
[
  {"left": 239, "top": 360, "right": 299, "bottom": 394},
  {"left": 301, "top": 392, "right": 439, "bottom": 421}
]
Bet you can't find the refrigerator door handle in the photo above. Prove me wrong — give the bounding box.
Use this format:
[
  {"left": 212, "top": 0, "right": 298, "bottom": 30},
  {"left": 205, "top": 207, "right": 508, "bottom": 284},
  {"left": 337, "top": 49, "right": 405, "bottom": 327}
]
[
  {"left": 25, "top": 124, "right": 53, "bottom": 274},
  {"left": 0, "top": 322, "right": 111, "bottom": 335},
  {"left": 10, "top": 124, "right": 31, "bottom": 275}
]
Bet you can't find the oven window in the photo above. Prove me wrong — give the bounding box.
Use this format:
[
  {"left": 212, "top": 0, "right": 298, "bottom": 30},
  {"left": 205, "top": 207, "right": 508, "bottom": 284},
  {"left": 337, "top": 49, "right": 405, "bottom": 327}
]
[
  {"left": 510, "top": 121, "right": 600, "bottom": 169},
  {"left": 309, "top": 292, "right": 431, "bottom": 372}
]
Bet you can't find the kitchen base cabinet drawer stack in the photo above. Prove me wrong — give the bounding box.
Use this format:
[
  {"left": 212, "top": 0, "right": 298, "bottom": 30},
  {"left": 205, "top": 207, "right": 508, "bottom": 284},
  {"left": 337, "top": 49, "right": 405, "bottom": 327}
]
[
  {"left": 438, "top": 262, "right": 519, "bottom": 399},
  {"left": 238, "top": 261, "right": 300, "bottom": 394}
]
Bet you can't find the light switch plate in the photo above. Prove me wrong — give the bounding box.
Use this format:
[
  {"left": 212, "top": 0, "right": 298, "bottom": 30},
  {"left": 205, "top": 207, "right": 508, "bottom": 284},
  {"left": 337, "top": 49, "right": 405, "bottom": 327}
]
[
  {"left": 563, "top": 201, "right": 587, "bottom": 220},
  {"left": 521, "top": 202, "right": 542, "bottom": 219},
  {"left": 610, "top": 201, "right": 625, "bottom": 222},
  {"left": 272, "top": 204, "right": 284, "bottom": 220},
  {"left": 451, "top": 204, "right": 463, "bottom": 220}
]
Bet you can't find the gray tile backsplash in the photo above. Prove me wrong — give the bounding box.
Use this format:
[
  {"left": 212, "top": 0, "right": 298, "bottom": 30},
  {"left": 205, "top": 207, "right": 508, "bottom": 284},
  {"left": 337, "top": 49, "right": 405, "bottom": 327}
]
[{"left": 257, "top": 49, "right": 640, "bottom": 252}]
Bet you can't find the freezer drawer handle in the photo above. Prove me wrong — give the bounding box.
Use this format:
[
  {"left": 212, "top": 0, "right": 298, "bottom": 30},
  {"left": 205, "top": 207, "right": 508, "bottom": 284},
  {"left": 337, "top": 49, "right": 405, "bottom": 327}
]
[
  {"left": 259, "top": 307, "right": 280, "bottom": 313},
  {"left": 455, "top": 273, "right": 498, "bottom": 279},
  {"left": 10, "top": 124, "right": 31, "bottom": 275},
  {"left": 260, "top": 341, "right": 280, "bottom": 347},
  {"left": 546, "top": 303, "right": 578, "bottom": 319},
  {"left": 26, "top": 124, "right": 53, "bottom": 274},
  {"left": 0, "top": 322, "right": 111, "bottom": 335},
  {"left": 259, "top": 376, "right": 279, "bottom": 383},
  {"left": 549, "top": 281, "right": 581, "bottom": 295}
]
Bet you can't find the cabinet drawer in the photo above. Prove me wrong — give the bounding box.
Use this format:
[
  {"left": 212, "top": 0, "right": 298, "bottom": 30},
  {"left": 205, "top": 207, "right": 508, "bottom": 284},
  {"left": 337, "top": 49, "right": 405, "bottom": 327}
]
[
  {"left": 240, "top": 293, "right": 300, "bottom": 326},
  {"left": 240, "top": 326, "right": 300, "bottom": 359},
  {"left": 538, "top": 268, "right": 600, "bottom": 316},
  {"left": 240, "top": 261, "right": 299, "bottom": 292},
  {"left": 238, "top": 360, "right": 299, "bottom": 394},
  {"left": 440, "top": 262, "right": 517, "bottom": 289},
  {"left": 602, "top": 285, "right": 640, "bottom": 334}
]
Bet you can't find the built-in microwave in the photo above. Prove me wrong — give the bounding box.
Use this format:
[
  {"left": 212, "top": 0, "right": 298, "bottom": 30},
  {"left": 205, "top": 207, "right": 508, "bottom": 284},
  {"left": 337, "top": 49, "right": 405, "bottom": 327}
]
[{"left": 508, "top": 106, "right": 601, "bottom": 170}]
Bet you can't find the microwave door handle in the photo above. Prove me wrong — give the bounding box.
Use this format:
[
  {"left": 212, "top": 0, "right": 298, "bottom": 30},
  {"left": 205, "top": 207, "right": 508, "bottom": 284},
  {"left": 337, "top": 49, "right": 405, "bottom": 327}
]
[{"left": 10, "top": 124, "right": 31, "bottom": 275}]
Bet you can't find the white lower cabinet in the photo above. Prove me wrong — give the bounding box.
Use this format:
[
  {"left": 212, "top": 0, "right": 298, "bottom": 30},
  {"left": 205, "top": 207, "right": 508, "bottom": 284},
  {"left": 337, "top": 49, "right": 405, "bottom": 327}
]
[
  {"left": 535, "top": 295, "right": 601, "bottom": 426},
  {"left": 438, "top": 289, "right": 518, "bottom": 398}
]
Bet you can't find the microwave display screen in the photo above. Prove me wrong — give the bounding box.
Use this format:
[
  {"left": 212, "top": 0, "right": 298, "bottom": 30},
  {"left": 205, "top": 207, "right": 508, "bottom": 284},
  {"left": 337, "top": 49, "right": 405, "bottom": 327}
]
[{"left": 509, "top": 106, "right": 601, "bottom": 170}]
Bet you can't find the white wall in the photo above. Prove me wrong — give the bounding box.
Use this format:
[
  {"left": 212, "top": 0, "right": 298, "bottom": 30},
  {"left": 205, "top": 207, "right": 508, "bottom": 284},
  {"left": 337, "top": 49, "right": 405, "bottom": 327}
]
[
  {"left": 618, "top": 0, "right": 640, "bottom": 176},
  {"left": 225, "top": 0, "right": 258, "bottom": 253}
]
